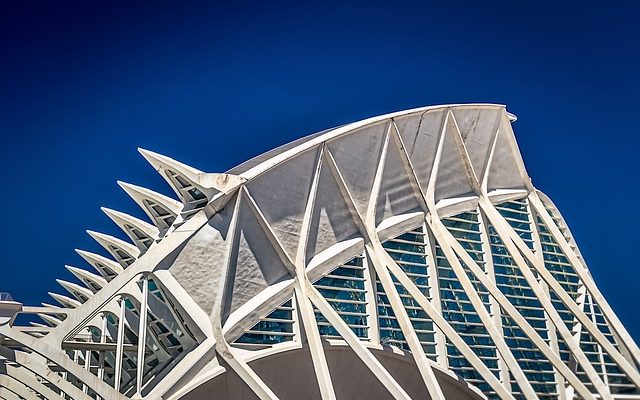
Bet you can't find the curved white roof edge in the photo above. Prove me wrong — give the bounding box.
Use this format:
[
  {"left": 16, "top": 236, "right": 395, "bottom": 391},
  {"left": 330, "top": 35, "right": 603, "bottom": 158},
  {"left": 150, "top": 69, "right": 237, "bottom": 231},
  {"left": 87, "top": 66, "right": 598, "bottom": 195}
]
[{"left": 230, "top": 103, "right": 515, "bottom": 179}]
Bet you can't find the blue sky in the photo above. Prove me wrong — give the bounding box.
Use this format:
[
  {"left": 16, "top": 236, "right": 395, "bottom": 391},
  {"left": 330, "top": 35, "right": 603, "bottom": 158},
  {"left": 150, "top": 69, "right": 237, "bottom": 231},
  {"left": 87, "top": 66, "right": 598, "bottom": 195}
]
[{"left": 1, "top": 1, "right": 638, "bottom": 339}]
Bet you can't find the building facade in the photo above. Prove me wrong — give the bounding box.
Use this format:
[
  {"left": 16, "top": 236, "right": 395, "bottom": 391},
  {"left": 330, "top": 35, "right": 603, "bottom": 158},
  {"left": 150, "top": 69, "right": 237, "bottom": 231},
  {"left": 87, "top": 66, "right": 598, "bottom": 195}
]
[{"left": 0, "top": 104, "right": 638, "bottom": 400}]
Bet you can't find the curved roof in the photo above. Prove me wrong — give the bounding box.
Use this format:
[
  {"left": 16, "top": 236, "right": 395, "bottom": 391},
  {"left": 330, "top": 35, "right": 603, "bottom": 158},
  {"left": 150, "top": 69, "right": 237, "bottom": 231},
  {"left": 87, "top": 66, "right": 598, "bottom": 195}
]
[
  {"left": 229, "top": 103, "right": 517, "bottom": 180},
  {"left": 2, "top": 104, "right": 639, "bottom": 400}
]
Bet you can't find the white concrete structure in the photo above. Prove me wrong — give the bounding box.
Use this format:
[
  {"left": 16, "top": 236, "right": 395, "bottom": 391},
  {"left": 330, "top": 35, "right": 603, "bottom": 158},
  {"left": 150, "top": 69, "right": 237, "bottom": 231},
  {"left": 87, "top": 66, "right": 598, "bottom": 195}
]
[{"left": 0, "top": 104, "right": 638, "bottom": 400}]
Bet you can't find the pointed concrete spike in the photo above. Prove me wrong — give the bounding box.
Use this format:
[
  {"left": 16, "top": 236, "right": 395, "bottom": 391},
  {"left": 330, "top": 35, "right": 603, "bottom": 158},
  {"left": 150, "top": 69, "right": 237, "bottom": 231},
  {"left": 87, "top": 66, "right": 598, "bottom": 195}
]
[
  {"left": 101, "top": 207, "right": 159, "bottom": 236},
  {"left": 138, "top": 148, "right": 205, "bottom": 203},
  {"left": 49, "top": 292, "right": 81, "bottom": 308},
  {"left": 56, "top": 279, "right": 93, "bottom": 302},
  {"left": 38, "top": 313, "right": 62, "bottom": 327},
  {"left": 138, "top": 148, "right": 203, "bottom": 178},
  {"left": 75, "top": 249, "right": 124, "bottom": 277},
  {"left": 117, "top": 181, "right": 183, "bottom": 215},
  {"left": 101, "top": 207, "right": 159, "bottom": 251},
  {"left": 41, "top": 303, "right": 64, "bottom": 310},
  {"left": 65, "top": 265, "right": 107, "bottom": 291},
  {"left": 87, "top": 230, "right": 140, "bottom": 258},
  {"left": 138, "top": 148, "right": 242, "bottom": 194},
  {"left": 117, "top": 182, "right": 183, "bottom": 231}
]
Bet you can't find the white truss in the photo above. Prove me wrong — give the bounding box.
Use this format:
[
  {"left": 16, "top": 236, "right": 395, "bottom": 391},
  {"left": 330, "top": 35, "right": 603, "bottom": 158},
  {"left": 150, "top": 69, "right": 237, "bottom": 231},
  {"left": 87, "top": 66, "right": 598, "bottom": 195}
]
[{"left": 0, "top": 104, "right": 638, "bottom": 400}]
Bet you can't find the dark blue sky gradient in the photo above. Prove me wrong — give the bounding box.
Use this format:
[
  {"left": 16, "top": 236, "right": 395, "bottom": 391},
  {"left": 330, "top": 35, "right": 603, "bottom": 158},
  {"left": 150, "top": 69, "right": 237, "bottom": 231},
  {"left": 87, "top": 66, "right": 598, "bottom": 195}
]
[{"left": 1, "top": 1, "right": 638, "bottom": 338}]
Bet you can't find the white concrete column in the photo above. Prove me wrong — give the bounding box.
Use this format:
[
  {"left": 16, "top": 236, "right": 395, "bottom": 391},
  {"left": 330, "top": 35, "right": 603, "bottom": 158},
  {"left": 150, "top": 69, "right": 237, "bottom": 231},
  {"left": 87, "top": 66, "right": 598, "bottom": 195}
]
[
  {"left": 136, "top": 274, "right": 149, "bottom": 395},
  {"left": 114, "top": 296, "right": 126, "bottom": 391}
]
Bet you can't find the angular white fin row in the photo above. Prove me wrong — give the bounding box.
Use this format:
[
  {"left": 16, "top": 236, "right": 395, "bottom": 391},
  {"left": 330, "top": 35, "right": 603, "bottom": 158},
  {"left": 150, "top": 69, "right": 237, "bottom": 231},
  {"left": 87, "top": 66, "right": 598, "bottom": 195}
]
[{"left": 49, "top": 150, "right": 214, "bottom": 314}]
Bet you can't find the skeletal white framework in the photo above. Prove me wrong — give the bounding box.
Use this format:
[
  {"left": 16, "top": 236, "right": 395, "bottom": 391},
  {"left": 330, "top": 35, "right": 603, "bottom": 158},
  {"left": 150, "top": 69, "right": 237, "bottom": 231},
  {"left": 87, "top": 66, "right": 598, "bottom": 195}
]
[{"left": 0, "top": 104, "right": 638, "bottom": 400}]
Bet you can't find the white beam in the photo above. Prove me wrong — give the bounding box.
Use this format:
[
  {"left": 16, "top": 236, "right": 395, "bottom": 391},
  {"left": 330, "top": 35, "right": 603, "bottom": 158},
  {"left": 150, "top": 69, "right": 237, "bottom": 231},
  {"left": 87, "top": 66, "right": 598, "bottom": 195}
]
[
  {"left": 136, "top": 275, "right": 149, "bottom": 395},
  {"left": 529, "top": 192, "right": 640, "bottom": 367},
  {"left": 479, "top": 197, "right": 614, "bottom": 399},
  {"left": 293, "top": 146, "right": 336, "bottom": 400}
]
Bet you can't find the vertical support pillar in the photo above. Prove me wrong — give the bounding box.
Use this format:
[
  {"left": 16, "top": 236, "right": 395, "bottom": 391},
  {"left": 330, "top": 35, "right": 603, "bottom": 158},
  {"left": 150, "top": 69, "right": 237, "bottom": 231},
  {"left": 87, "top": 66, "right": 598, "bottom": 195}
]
[
  {"left": 71, "top": 349, "right": 80, "bottom": 391},
  {"left": 83, "top": 349, "right": 91, "bottom": 394},
  {"left": 136, "top": 274, "right": 149, "bottom": 395},
  {"left": 97, "top": 315, "right": 107, "bottom": 382},
  {"left": 96, "top": 314, "right": 107, "bottom": 400},
  {"left": 114, "top": 296, "right": 126, "bottom": 391}
]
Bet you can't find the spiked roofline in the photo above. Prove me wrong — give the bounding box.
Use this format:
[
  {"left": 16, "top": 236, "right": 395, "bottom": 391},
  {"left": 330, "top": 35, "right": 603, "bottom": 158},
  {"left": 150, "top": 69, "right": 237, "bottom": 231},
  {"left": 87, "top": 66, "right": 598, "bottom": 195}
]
[{"left": 1, "top": 104, "right": 638, "bottom": 400}]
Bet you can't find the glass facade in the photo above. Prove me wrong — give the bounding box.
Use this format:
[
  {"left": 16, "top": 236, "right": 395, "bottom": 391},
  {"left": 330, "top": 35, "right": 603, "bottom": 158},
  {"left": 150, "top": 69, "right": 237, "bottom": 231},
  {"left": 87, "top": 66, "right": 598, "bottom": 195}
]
[
  {"left": 538, "top": 205, "right": 639, "bottom": 396},
  {"left": 228, "top": 198, "right": 639, "bottom": 399},
  {"left": 235, "top": 299, "right": 295, "bottom": 346},
  {"left": 313, "top": 257, "right": 369, "bottom": 339},
  {"left": 536, "top": 211, "right": 582, "bottom": 388},
  {"left": 494, "top": 200, "right": 557, "bottom": 399},
  {"left": 380, "top": 227, "right": 437, "bottom": 360},
  {"left": 438, "top": 210, "right": 499, "bottom": 396}
]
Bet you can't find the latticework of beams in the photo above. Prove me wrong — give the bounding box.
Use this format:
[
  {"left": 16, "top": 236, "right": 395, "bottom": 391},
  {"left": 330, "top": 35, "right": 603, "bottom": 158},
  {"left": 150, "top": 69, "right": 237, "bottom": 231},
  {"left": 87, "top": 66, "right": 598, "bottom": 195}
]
[{"left": 1, "top": 104, "right": 638, "bottom": 400}]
